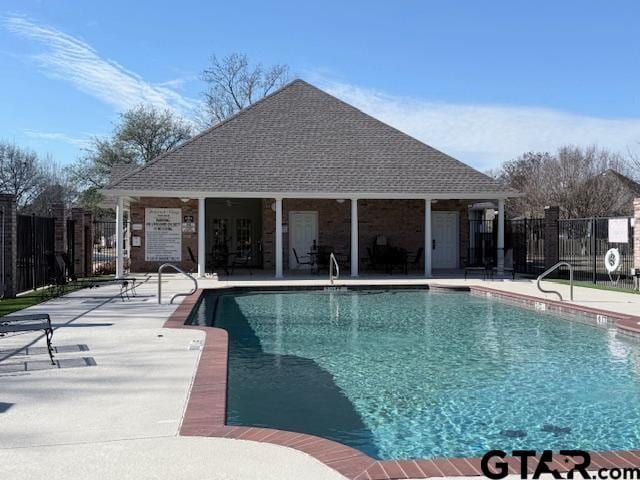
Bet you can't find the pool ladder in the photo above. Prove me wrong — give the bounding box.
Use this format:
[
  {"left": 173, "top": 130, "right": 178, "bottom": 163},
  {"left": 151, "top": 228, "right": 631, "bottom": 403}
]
[
  {"left": 536, "top": 261, "right": 573, "bottom": 301},
  {"left": 329, "top": 253, "right": 340, "bottom": 285},
  {"left": 157, "top": 263, "right": 198, "bottom": 304}
]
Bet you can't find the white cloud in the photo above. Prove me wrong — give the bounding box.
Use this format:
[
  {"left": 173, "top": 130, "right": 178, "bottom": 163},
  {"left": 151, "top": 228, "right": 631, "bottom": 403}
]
[
  {"left": 321, "top": 80, "right": 640, "bottom": 171},
  {"left": 23, "top": 129, "right": 93, "bottom": 148},
  {"left": 3, "top": 15, "right": 198, "bottom": 117}
]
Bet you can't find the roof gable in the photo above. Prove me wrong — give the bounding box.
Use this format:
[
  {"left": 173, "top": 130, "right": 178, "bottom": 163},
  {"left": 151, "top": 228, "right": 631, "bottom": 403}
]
[{"left": 106, "top": 79, "right": 513, "bottom": 197}]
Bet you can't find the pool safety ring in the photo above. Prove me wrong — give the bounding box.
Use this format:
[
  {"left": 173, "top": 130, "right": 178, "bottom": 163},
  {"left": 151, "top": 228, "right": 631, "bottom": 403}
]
[
  {"left": 605, "top": 248, "right": 621, "bottom": 284},
  {"left": 604, "top": 248, "right": 621, "bottom": 273}
]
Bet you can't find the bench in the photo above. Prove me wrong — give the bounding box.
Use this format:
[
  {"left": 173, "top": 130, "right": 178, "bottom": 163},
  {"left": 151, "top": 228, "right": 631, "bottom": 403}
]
[{"left": 0, "top": 314, "right": 55, "bottom": 365}]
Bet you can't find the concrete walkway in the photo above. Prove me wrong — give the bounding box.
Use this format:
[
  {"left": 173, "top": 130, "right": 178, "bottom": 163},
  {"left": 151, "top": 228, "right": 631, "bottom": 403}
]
[
  {"left": 0, "top": 279, "right": 344, "bottom": 480},
  {"left": 1, "top": 274, "right": 638, "bottom": 479}
]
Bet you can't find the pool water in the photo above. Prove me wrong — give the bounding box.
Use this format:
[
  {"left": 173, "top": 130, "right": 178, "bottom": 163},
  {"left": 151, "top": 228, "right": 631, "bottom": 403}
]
[{"left": 197, "top": 289, "right": 640, "bottom": 460}]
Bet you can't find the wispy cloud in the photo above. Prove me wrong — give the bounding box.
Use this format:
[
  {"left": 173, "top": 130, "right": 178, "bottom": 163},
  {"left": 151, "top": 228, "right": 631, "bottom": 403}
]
[
  {"left": 3, "top": 14, "right": 198, "bottom": 117},
  {"left": 23, "top": 129, "right": 93, "bottom": 148},
  {"left": 321, "top": 80, "right": 640, "bottom": 170}
]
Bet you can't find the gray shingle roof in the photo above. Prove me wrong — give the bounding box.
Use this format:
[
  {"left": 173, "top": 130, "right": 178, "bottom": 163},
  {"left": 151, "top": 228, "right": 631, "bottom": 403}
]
[{"left": 106, "top": 79, "right": 514, "bottom": 197}]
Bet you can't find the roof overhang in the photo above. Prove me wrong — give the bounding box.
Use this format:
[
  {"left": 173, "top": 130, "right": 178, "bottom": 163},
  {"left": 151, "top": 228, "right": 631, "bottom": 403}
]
[{"left": 102, "top": 189, "right": 523, "bottom": 200}]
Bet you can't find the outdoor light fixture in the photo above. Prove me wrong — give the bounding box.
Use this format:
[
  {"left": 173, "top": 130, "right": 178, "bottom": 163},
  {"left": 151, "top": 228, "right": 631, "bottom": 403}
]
[
  {"left": 180, "top": 198, "right": 191, "bottom": 203},
  {"left": 336, "top": 199, "right": 345, "bottom": 204}
]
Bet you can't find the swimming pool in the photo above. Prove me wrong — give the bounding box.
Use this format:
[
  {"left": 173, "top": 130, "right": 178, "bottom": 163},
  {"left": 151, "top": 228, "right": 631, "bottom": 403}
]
[{"left": 194, "top": 288, "right": 640, "bottom": 460}]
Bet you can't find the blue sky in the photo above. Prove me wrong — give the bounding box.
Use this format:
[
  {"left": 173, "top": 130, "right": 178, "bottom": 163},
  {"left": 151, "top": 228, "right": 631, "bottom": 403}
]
[{"left": 1, "top": 0, "right": 639, "bottom": 171}]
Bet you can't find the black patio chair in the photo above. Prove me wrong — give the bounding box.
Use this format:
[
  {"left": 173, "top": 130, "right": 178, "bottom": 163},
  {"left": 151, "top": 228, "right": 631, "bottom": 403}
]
[
  {"left": 408, "top": 247, "right": 424, "bottom": 272},
  {"left": 231, "top": 248, "right": 253, "bottom": 275},
  {"left": 292, "top": 248, "right": 314, "bottom": 270}
]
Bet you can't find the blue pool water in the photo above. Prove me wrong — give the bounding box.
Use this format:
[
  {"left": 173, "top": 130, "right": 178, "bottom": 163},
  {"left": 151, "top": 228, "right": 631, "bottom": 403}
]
[{"left": 194, "top": 289, "right": 640, "bottom": 460}]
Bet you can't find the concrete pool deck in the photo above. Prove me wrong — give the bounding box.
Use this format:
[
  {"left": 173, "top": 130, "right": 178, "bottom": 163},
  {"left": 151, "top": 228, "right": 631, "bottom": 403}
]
[{"left": 1, "top": 274, "right": 639, "bottom": 479}]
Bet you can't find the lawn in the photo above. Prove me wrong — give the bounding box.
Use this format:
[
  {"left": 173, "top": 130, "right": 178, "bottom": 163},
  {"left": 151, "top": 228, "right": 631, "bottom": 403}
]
[
  {"left": 548, "top": 278, "right": 639, "bottom": 295},
  {"left": 0, "top": 276, "right": 115, "bottom": 316}
]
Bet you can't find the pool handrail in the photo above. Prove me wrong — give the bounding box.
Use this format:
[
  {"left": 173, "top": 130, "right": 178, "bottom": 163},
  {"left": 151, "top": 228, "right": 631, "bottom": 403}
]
[
  {"left": 158, "top": 263, "right": 198, "bottom": 304},
  {"left": 536, "top": 261, "right": 573, "bottom": 302},
  {"left": 329, "top": 252, "right": 339, "bottom": 285}
]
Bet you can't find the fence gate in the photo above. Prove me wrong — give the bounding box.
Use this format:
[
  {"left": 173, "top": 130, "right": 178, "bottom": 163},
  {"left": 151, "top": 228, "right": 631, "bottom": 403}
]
[
  {"left": 92, "top": 221, "right": 117, "bottom": 275},
  {"left": 16, "top": 215, "right": 55, "bottom": 292},
  {"left": 507, "top": 218, "right": 546, "bottom": 275},
  {"left": 559, "top": 217, "right": 635, "bottom": 290}
]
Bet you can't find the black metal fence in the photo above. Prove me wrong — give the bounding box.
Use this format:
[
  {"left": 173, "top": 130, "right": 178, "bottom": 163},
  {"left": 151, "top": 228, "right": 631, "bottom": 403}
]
[
  {"left": 469, "top": 218, "right": 546, "bottom": 275},
  {"left": 92, "top": 221, "right": 117, "bottom": 275},
  {"left": 507, "top": 218, "right": 546, "bottom": 275},
  {"left": 16, "top": 214, "right": 55, "bottom": 292},
  {"left": 559, "top": 217, "right": 635, "bottom": 290}
]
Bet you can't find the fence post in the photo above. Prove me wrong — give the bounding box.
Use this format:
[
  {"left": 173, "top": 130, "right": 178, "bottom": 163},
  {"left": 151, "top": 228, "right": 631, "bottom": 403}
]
[
  {"left": 591, "top": 218, "right": 597, "bottom": 284},
  {"left": 51, "top": 202, "right": 67, "bottom": 257},
  {"left": 0, "top": 194, "right": 17, "bottom": 298},
  {"left": 543, "top": 206, "right": 560, "bottom": 270},
  {"left": 634, "top": 198, "right": 640, "bottom": 289}
]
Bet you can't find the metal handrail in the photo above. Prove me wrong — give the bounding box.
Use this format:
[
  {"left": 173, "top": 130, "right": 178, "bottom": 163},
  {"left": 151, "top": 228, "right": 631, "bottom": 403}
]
[
  {"left": 158, "top": 263, "right": 198, "bottom": 304},
  {"left": 329, "top": 253, "right": 339, "bottom": 285},
  {"left": 536, "top": 261, "right": 573, "bottom": 301}
]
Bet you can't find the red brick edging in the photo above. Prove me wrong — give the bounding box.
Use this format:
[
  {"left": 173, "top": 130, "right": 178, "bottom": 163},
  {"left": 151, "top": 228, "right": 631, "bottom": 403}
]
[{"left": 164, "top": 287, "right": 640, "bottom": 479}]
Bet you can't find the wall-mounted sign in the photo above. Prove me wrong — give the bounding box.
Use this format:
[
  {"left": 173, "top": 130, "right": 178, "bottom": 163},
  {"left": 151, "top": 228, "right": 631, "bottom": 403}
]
[
  {"left": 132, "top": 223, "right": 143, "bottom": 231},
  {"left": 608, "top": 218, "right": 628, "bottom": 244},
  {"left": 182, "top": 214, "right": 196, "bottom": 233},
  {"left": 145, "top": 208, "right": 182, "bottom": 261},
  {"left": 132, "top": 236, "right": 141, "bottom": 247}
]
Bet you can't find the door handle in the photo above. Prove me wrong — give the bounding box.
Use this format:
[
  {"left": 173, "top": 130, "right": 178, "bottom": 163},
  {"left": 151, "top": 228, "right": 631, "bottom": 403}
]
[{"left": 432, "top": 239, "right": 436, "bottom": 250}]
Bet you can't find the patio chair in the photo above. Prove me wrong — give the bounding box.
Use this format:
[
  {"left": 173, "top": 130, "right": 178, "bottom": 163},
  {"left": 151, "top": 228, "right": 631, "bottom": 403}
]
[
  {"left": 292, "top": 248, "right": 314, "bottom": 270},
  {"left": 230, "top": 248, "right": 253, "bottom": 275},
  {"left": 408, "top": 247, "right": 424, "bottom": 272}
]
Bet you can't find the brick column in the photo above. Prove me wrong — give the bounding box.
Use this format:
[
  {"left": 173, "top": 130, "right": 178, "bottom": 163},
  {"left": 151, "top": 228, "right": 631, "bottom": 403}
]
[
  {"left": 51, "top": 203, "right": 67, "bottom": 256},
  {"left": 71, "top": 208, "right": 87, "bottom": 278},
  {"left": 0, "top": 194, "right": 17, "bottom": 298},
  {"left": 544, "top": 206, "right": 560, "bottom": 270},
  {"left": 83, "top": 211, "right": 93, "bottom": 276},
  {"left": 634, "top": 198, "right": 640, "bottom": 276}
]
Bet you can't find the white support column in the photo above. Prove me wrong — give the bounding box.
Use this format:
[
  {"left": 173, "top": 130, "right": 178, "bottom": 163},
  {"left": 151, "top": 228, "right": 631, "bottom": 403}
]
[
  {"left": 497, "top": 199, "right": 505, "bottom": 276},
  {"left": 424, "top": 198, "right": 432, "bottom": 278},
  {"left": 115, "top": 196, "right": 124, "bottom": 278},
  {"left": 275, "top": 198, "right": 283, "bottom": 278},
  {"left": 197, "top": 197, "right": 206, "bottom": 277},
  {"left": 350, "top": 198, "right": 358, "bottom": 277}
]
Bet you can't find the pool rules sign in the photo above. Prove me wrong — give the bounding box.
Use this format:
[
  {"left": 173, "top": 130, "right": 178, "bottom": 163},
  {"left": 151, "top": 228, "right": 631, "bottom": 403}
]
[{"left": 145, "top": 208, "right": 182, "bottom": 261}]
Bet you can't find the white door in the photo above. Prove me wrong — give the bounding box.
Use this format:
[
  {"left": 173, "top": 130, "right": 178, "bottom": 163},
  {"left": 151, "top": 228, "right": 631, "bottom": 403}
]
[
  {"left": 432, "top": 212, "right": 458, "bottom": 269},
  {"left": 289, "top": 211, "right": 318, "bottom": 270}
]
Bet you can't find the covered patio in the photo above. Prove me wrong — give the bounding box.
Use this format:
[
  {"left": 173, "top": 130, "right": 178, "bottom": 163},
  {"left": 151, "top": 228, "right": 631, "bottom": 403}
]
[{"left": 104, "top": 79, "right": 516, "bottom": 278}]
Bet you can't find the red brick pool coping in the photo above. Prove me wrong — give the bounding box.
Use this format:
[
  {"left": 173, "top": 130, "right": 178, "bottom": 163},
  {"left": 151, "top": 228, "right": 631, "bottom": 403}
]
[{"left": 164, "top": 286, "right": 640, "bottom": 479}]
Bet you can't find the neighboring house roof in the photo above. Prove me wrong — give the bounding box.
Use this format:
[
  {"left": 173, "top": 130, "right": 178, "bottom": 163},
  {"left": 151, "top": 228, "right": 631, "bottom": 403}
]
[
  {"left": 105, "top": 79, "right": 515, "bottom": 198},
  {"left": 600, "top": 169, "right": 640, "bottom": 197}
]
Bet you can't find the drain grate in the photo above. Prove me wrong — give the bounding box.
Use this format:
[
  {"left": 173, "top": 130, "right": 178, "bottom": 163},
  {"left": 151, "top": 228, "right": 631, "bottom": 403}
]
[{"left": 0, "top": 357, "right": 97, "bottom": 374}]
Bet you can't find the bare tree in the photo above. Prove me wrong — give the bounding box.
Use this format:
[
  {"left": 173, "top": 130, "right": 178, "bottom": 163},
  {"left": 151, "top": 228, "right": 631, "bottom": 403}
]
[
  {"left": 495, "top": 145, "right": 633, "bottom": 218},
  {"left": 201, "top": 53, "right": 290, "bottom": 124},
  {"left": 0, "top": 141, "right": 43, "bottom": 206}
]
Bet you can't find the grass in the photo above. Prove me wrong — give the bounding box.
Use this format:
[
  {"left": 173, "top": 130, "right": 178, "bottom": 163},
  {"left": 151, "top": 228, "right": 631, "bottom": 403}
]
[
  {"left": 547, "top": 278, "right": 639, "bottom": 295},
  {"left": 0, "top": 276, "right": 115, "bottom": 316}
]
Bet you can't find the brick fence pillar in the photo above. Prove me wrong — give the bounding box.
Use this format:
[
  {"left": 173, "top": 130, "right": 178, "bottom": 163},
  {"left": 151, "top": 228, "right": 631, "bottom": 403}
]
[
  {"left": 0, "top": 194, "right": 17, "bottom": 298},
  {"left": 544, "top": 206, "right": 560, "bottom": 270},
  {"left": 634, "top": 198, "right": 640, "bottom": 277},
  {"left": 51, "top": 202, "right": 66, "bottom": 256},
  {"left": 83, "top": 211, "right": 93, "bottom": 276},
  {"left": 71, "top": 208, "right": 87, "bottom": 278}
]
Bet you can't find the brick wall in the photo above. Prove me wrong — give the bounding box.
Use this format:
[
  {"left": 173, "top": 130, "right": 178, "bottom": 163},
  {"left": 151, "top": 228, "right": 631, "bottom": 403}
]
[
  {"left": 262, "top": 198, "right": 470, "bottom": 272},
  {"left": 129, "top": 197, "right": 198, "bottom": 272},
  {"left": 70, "top": 208, "right": 88, "bottom": 278},
  {"left": 0, "top": 194, "right": 17, "bottom": 297}
]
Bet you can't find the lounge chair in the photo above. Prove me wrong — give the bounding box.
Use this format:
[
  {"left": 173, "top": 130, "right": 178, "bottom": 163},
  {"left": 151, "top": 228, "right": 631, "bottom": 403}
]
[{"left": 292, "top": 248, "right": 314, "bottom": 270}]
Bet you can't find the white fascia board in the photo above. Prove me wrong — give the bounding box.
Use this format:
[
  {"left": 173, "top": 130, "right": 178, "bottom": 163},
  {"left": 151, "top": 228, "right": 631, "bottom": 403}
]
[{"left": 103, "top": 190, "right": 523, "bottom": 200}]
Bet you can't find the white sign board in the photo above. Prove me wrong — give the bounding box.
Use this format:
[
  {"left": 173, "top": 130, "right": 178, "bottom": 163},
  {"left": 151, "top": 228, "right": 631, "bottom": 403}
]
[
  {"left": 145, "top": 208, "right": 182, "bottom": 261},
  {"left": 608, "top": 218, "right": 628, "bottom": 244}
]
